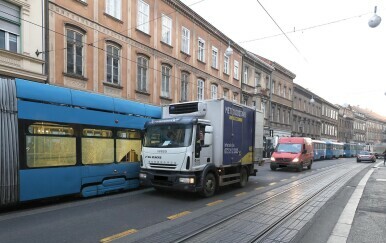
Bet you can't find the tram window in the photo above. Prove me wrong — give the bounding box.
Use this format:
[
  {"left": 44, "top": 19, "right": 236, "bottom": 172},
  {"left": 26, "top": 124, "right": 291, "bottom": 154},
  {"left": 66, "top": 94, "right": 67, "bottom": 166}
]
[
  {"left": 82, "top": 128, "right": 114, "bottom": 164},
  {"left": 26, "top": 123, "right": 76, "bottom": 168},
  {"left": 116, "top": 130, "right": 142, "bottom": 162}
]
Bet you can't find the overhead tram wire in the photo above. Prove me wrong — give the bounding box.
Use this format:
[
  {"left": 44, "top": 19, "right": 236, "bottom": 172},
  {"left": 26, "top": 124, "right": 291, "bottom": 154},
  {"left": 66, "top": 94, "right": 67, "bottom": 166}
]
[
  {"left": 256, "top": 0, "right": 308, "bottom": 62},
  {"left": 240, "top": 12, "right": 371, "bottom": 44}
]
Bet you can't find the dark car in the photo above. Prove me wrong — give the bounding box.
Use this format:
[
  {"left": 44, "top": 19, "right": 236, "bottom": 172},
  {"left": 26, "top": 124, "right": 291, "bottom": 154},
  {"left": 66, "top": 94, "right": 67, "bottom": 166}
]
[{"left": 357, "top": 151, "right": 376, "bottom": 163}]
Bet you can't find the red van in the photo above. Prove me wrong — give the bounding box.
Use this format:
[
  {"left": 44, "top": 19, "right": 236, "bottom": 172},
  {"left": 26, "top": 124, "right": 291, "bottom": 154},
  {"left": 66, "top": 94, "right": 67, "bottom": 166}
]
[{"left": 270, "top": 137, "right": 313, "bottom": 172}]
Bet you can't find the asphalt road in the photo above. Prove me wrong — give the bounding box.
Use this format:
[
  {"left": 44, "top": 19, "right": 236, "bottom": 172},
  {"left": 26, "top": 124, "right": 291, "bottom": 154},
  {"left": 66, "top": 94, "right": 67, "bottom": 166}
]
[{"left": 0, "top": 157, "right": 368, "bottom": 243}]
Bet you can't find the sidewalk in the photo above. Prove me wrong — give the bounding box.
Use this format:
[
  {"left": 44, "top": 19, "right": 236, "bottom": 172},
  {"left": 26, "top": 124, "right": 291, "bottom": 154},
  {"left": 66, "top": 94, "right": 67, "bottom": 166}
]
[{"left": 329, "top": 162, "right": 386, "bottom": 243}]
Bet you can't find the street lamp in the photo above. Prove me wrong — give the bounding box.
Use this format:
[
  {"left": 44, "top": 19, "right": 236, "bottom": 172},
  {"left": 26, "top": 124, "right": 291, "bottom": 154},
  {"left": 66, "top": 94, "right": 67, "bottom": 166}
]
[{"left": 368, "top": 6, "right": 382, "bottom": 28}]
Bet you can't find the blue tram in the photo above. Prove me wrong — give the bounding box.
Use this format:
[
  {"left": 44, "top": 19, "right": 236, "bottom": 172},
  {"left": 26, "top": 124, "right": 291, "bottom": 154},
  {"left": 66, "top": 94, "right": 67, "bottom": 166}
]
[
  {"left": 343, "top": 143, "right": 356, "bottom": 157},
  {"left": 325, "top": 141, "right": 344, "bottom": 159},
  {"left": 0, "top": 78, "right": 161, "bottom": 206},
  {"left": 312, "top": 140, "right": 326, "bottom": 160}
]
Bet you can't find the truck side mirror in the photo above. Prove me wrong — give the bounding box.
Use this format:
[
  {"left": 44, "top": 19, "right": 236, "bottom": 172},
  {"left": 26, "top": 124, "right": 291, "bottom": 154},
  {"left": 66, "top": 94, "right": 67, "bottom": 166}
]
[{"left": 204, "top": 133, "right": 212, "bottom": 146}]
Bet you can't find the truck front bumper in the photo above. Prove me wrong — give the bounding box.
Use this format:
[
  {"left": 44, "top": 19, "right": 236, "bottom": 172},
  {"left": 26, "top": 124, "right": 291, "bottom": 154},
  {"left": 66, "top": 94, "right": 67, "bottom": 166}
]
[{"left": 140, "top": 169, "right": 201, "bottom": 192}]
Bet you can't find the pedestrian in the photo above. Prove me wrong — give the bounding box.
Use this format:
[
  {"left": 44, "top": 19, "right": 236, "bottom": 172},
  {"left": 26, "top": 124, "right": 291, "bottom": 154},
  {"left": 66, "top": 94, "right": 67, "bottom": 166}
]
[{"left": 383, "top": 149, "right": 386, "bottom": 166}]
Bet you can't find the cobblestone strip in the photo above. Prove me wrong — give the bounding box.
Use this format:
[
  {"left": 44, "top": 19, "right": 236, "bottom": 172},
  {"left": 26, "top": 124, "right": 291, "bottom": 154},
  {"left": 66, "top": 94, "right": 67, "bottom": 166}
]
[
  {"left": 260, "top": 164, "right": 365, "bottom": 243},
  {"left": 185, "top": 164, "right": 364, "bottom": 243}
]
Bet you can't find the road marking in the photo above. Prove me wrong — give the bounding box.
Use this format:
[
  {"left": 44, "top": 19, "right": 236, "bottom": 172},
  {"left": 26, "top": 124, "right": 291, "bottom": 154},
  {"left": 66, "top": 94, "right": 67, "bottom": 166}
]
[
  {"left": 255, "top": 186, "right": 265, "bottom": 190},
  {"left": 100, "top": 229, "right": 138, "bottom": 243},
  {"left": 291, "top": 176, "right": 297, "bottom": 179},
  {"left": 167, "top": 211, "right": 191, "bottom": 220},
  {"left": 376, "top": 179, "right": 386, "bottom": 182},
  {"left": 280, "top": 179, "right": 287, "bottom": 181},
  {"left": 235, "top": 192, "right": 247, "bottom": 197},
  {"left": 206, "top": 200, "right": 224, "bottom": 206},
  {"left": 269, "top": 182, "right": 277, "bottom": 186}
]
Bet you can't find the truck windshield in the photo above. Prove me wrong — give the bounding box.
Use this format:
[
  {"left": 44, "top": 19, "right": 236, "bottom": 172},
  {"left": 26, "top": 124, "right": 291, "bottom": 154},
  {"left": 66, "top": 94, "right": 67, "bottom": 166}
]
[
  {"left": 143, "top": 124, "right": 193, "bottom": 148},
  {"left": 276, "top": 143, "right": 302, "bottom": 153}
]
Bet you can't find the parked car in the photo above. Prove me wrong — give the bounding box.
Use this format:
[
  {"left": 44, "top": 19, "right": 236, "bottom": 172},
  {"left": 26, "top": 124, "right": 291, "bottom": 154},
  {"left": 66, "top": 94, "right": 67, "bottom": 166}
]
[{"left": 357, "top": 151, "right": 376, "bottom": 163}]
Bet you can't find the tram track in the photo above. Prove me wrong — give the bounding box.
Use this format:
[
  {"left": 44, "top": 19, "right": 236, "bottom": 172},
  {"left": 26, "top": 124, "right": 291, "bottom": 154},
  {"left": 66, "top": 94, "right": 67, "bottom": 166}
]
[{"left": 174, "top": 162, "right": 365, "bottom": 243}]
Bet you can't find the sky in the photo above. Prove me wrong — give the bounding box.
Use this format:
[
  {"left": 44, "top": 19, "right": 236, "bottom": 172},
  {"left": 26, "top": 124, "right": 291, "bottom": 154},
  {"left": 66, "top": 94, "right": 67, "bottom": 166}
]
[{"left": 181, "top": 0, "right": 386, "bottom": 117}]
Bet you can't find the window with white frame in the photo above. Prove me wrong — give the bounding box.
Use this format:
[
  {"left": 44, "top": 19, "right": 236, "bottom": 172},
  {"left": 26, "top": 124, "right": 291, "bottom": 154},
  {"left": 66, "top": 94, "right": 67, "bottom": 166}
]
[
  {"left": 181, "top": 27, "right": 190, "bottom": 54},
  {"left": 106, "top": 0, "right": 121, "bottom": 19},
  {"left": 272, "top": 81, "right": 275, "bottom": 94},
  {"left": 223, "top": 54, "right": 229, "bottom": 74},
  {"left": 137, "top": 0, "right": 149, "bottom": 34},
  {"left": 261, "top": 102, "right": 266, "bottom": 118},
  {"left": 137, "top": 56, "right": 148, "bottom": 92},
  {"left": 0, "top": 0, "right": 20, "bottom": 53},
  {"left": 198, "top": 38, "right": 205, "bottom": 62},
  {"left": 66, "top": 29, "right": 84, "bottom": 76},
  {"left": 161, "top": 15, "right": 172, "bottom": 45},
  {"left": 197, "top": 79, "right": 204, "bottom": 101},
  {"left": 161, "top": 65, "right": 171, "bottom": 97},
  {"left": 211, "top": 84, "right": 218, "bottom": 99},
  {"left": 106, "top": 44, "right": 120, "bottom": 84},
  {"left": 234, "top": 60, "right": 239, "bottom": 79},
  {"left": 243, "top": 66, "right": 248, "bottom": 84},
  {"left": 211, "top": 46, "right": 218, "bottom": 69},
  {"left": 181, "top": 72, "right": 189, "bottom": 102},
  {"left": 283, "top": 86, "right": 286, "bottom": 98}
]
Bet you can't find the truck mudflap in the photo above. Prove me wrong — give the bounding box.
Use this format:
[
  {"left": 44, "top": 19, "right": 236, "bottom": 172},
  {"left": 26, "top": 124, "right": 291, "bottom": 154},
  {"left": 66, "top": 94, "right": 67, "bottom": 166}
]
[{"left": 139, "top": 169, "right": 202, "bottom": 192}]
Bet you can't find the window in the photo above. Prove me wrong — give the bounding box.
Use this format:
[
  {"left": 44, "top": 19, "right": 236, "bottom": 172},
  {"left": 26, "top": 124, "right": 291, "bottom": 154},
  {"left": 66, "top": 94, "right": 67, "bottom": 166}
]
[
  {"left": 181, "top": 27, "right": 190, "bottom": 54},
  {"left": 243, "top": 66, "right": 248, "bottom": 84},
  {"left": 224, "top": 54, "right": 229, "bottom": 74},
  {"left": 211, "top": 46, "right": 218, "bottom": 69},
  {"left": 211, "top": 84, "right": 218, "bottom": 99},
  {"left": 137, "top": 56, "right": 148, "bottom": 92},
  {"left": 261, "top": 102, "right": 266, "bottom": 118},
  {"left": 161, "top": 15, "right": 172, "bottom": 45},
  {"left": 82, "top": 128, "right": 114, "bottom": 164},
  {"left": 197, "top": 79, "right": 204, "bottom": 101},
  {"left": 283, "top": 86, "right": 286, "bottom": 98},
  {"left": 234, "top": 61, "right": 239, "bottom": 79},
  {"left": 106, "top": 0, "right": 121, "bottom": 19},
  {"left": 0, "top": 0, "right": 20, "bottom": 53},
  {"left": 181, "top": 72, "right": 189, "bottom": 102},
  {"left": 66, "top": 29, "right": 84, "bottom": 76},
  {"left": 272, "top": 81, "right": 275, "bottom": 94},
  {"left": 137, "top": 0, "right": 149, "bottom": 33},
  {"left": 288, "top": 88, "right": 292, "bottom": 99},
  {"left": 26, "top": 123, "right": 76, "bottom": 168},
  {"left": 242, "top": 95, "right": 248, "bottom": 105},
  {"left": 116, "top": 130, "right": 142, "bottom": 162},
  {"left": 106, "top": 44, "right": 120, "bottom": 84},
  {"left": 255, "top": 73, "right": 260, "bottom": 87},
  {"left": 278, "top": 84, "right": 281, "bottom": 96},
  {"left": 198, "top": 38, "right": 205, "bottom": 62},
  {"left": 161, "top": 65, "right": 171, "bottom": 97},
  {"left": 223, "top": 89, "right": 228, "bottom": 98},
  {"left": 233, "top": 92, "right": 238, "bottom": 102}
]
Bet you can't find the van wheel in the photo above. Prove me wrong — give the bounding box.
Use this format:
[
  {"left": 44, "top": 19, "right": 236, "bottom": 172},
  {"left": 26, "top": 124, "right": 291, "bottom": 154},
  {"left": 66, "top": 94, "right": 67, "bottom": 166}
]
[
  {"left": 238, "top": 167, "right": 248, "bottom": 188},
  {"left": 307, "top": 161, "right": 312, "bottom": 170},
  {"left": 270, "top": 164, "right": 277, "bottom": 171},
  {"left": 200, "top": 173, "right": 216, "bottom": 197}
]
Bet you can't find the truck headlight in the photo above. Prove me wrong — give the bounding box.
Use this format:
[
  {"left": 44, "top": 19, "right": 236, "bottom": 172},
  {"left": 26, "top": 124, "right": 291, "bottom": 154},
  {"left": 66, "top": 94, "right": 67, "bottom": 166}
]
[
  {"left": 179, "top": 177, "right": 195, "bottom": 184},
  {"left": 139, "top": 173, "right": 147, "bottom": 179},
  {"left": 270, "top": 157, "right": 276, "bottom": 162},
  {"left": 292, "top": 157, "right": 299, "bottom": 162}
]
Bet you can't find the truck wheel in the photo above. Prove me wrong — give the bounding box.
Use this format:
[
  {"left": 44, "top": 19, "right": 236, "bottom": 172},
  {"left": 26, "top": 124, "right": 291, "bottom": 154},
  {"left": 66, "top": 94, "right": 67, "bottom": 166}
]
[
  {"left": 270, "top": 164, "right": 277, "bottom": 171},
  {"left": 238, "top": 167, "right": 248, "bottom": 188},
  {"left": 307, "top": 161, "right": 312, "bottom": 170},
  {"left": 200, "top": 173, "right": 216, "bottom": 197}
]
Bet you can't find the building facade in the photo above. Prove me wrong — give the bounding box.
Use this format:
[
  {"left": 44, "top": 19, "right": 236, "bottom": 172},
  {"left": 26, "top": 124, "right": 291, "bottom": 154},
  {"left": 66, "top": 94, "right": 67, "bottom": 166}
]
[
  {"left": 48, "top": 0, "right": 243, "bottom": 106},
  {"left": 0, "top": 0, "right": 46, "bottom": 82},
  {"left": 337, "top": 105, "right": 354, "bottom": 143},
  {"left": 292, "top": 83, "right": 322, "bottom": 139}
]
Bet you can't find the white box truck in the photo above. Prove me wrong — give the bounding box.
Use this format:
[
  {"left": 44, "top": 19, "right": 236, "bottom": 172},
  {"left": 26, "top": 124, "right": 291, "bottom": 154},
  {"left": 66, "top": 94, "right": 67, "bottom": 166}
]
[{"left": 139, "top": 99, "right": 263, "bottom": 197}]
